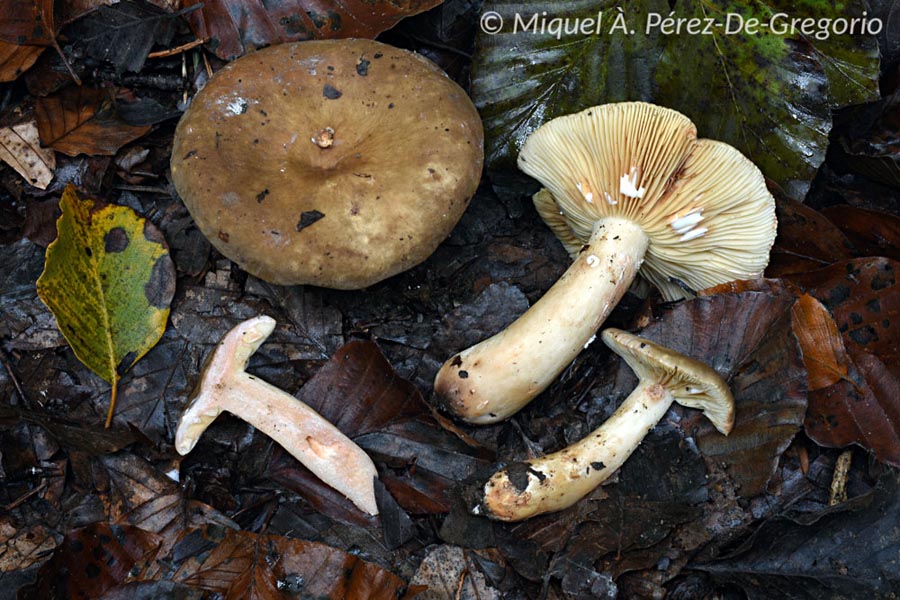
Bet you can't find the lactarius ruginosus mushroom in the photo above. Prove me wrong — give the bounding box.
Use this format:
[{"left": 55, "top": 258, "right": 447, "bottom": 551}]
[
  {"left": 170, "top": 39, "right": 483, "bottom": 289},
  {"left": 175, "top": 316, "right": 379, "bottom": 515},
  {"left": 479, "top": 328, "right": 734, "bottom": 521},
  {"left": 435, "top": 102, "right": 775, "bottom": 423}
]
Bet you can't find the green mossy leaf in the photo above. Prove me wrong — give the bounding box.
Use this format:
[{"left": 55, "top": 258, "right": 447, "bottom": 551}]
[
  {"left": 655, "top": 0, "right": 879, "bottom": 194},
  {"left": 472, "top": 0, "right": 880, "bottom": 192},
  {"left": 36, "top": 185, "right": 175, "bottom": 425},
  {"left": 471, "top": 0, "right": 669, "bottom": 169}
]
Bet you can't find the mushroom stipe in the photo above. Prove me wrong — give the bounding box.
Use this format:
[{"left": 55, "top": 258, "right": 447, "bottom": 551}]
[
  {"left": 478, "top": 328, "right": 734, "bottom": 522},
  {"left": 175, "top": 316, "right": 379, "bottom": 515}
]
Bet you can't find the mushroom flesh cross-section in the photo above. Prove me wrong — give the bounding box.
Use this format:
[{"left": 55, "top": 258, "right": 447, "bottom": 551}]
[
  {"left": 478, "top": 328, "right": 734, "bottom": 522},
  {"left": 434, "top": 102, "right": 776, "bottom": 424},
  {"left": 175, "top": 316, "right": 379, "bottom": 515}
]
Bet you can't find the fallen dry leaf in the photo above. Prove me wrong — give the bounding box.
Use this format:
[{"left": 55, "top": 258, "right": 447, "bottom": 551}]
[
  {"left": 182, "top": 0, "right": 445, "bottom": 60},
  {"left": 0, "top": 120, "right": 55, "bottom": 189},
  {"left": 791, "top": 293, "right": 851, "bottom": 390},
  {"left": 0, "top": 40, "right": 44, "bottom": 81},
  {"left": 34, "top": 86, "right": 151, "bottom": 156}
]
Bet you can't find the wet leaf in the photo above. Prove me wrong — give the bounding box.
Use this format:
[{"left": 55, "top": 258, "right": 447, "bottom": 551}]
[
  {"left": 34, "top": 87, "right": 151, "bottom": 156},
  {"left": 24, "top": 523, "right": 162, "bottom": 600},
  {"left": 67, "top": 1, "right": 178, "bottom": 75},
  {"left": 0, "top": 520, "right": 61, "bottom": 574},
  {"left": 787, "top": 259, "right": 900, "bottom": 466},
  {"left": 471, "top": 0, "right": 667, "bottom": 168},
  {"left": 655, "top": 0, "right": 879, "bottom": 193},
  {"left": 821, "top": 205, "right": 900, "bottom": 261},
  {"left": 409, "top": 545, "right": 501, "bottom": 599},
  {"left": 472, "top": 1, "right": 879, "bottom": 192},
  {"left": 0, "top": 0, "right": 55, "bottom": 46},
  {"left": 0, "top": 120, "right": 56, "bottom": 190},
  {"left": 767, "top": 192, "right": 853, "bottom": 277},
  {"left": 0, "top": 40, "right": 44, "bottom": 81},
  {"left": 36, "top": 185, "right": 176, "bottom": 425},
  {"left": 269, "top": 340, "right": 492, "bottom": 520},
  {"left": 169, "top": 526, "right": 410, "bottom": 599},
  {"left": 625, "top": 291, "right": 807, "bottom": 496},
  {"left": 691, "top": 470, "right": 900, "bottom": 599},
  {"left": 788, "top": 258, "right": 898, "bottom": 370},
  {"left": 183, "top": 0, "right": 445, "bottom": 61}
]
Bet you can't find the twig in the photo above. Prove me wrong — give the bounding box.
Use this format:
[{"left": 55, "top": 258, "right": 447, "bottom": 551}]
[
  {"left": 0, "top": 348, "right": 27, "bottom": 404},
  {"left": 828, "top": 449, "right": 853, "bottom": 506},
  {"left": 148, "top": 38, "right": 206, "bottom": 58}
]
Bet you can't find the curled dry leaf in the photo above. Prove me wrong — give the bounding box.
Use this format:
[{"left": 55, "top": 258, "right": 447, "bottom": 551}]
[
  {"left": 788, "top": 259, "right": 900, "bottom": 465},
  {"left": 34, "top": 86, "right": 151, "bottom": 156},
  {"left": 0, "top": 120, "right": 55, "bottom": 189}
]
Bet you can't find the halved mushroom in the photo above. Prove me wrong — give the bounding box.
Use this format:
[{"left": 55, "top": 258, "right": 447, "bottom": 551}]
[
  {"left": 434, "top": 102, "right": 775, "bottom": 423},
  {"left": 478, "top": 328, "right": 733, "bottom": 522},
  {"left": 171, "top": 39, "right": 483, "bottom": 289}
]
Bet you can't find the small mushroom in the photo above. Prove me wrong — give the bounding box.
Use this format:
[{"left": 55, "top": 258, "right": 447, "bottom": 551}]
[
  {"left": 175, "top": 316, "right": 379, "bottom": 515},
  {"left": 170, "top": 39, "right": 483, "bottom": 289},
  {"left": 478, "top": 328, "right": 733, "bottom": 522},
  {"left": 434, "top": 102, "right": 775, "bottom": 423}
]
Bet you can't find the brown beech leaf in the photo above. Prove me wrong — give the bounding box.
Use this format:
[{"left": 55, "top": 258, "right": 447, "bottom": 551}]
[
  {"left": 0, "top": 120, "right": 55, "bottom": 189},
  {"left": 169, "top": 526, "right": 411, "bottom": 599},
  {"left": 34, "top": 86, "right": 150, "bottom": 156},
  {"left": 267, "top": 340, "right": 492, "bottom": 521},
  {"left": 0, "top": 0, "right": 55, "bottom": 45},
  {"left": 786, "top": 259, "right": 900, "bottom": 465},
  {"left": 183, "top": 0, "right": 444, "bottom": 60},
  {"left": 791, "top": 294, "right": 850, "bottom": 390},
  {"left": 787, "top": 258, "right": 898, "bottom": 371},
  {"left": 767, "top": 193, "right": 853, "bottom": 277},
  {"left": 26, "top": 523, "right": 162, "bottom": 599},
  {"left": 821, "top": 205, "right": 900, "bottom": 261},
  {"left": 0, "top": 40, "right": 44, "bottom": 81},
  {"left": 622, "top": 291, "right": 808, "bottom": 497}
]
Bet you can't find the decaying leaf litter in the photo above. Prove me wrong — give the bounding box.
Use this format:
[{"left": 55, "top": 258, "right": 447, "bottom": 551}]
[{"left": 1, "top": 0, "right": 899, "bottom": 598}]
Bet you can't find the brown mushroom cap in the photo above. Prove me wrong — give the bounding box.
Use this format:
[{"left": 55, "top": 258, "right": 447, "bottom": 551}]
[{"left": 171, "top": 39, "right": 484, "bottom": 289}]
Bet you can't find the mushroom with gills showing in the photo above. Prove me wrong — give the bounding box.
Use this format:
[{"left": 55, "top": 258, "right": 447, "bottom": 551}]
[
  {"left": 175, "top": 316, "right": 379, "bottom": 516},
  {"left": 478, "top": 327, "right": 734, "bottom": 522},
  {"left": 170, "top": 39, "right": 483, "bottom": 289},
  {"left": 434, "top": 102, "right": 775, "bottom": 424}
]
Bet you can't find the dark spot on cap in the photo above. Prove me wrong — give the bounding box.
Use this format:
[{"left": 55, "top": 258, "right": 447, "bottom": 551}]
[
  {"left": 145, "top": 255, "right": 175, "bottom": 309},
  {"left": 458, "top": 370, "right": 469, "bottom": 379},
  {"left": 104, "top": 227, "right": 129, "bottom": 253},
  {"left": 256, "top": 189, "right": 269, "bottom": 203},
  {"left": 182, "top": 150, "right": 197, "bottom": 160},
  {"left": 388, "top": 102, "right": 394, "bottom": 109},
  {"left": 373, "top": 52, "right": 383, "bottom": 59},
  {"left": 356, "top": 58, "right": 370, "bottom": 76},
  {"left": 590, "top": 461, "right": 606, "bottom": 470},
  {"left": 218, "top": 231, "right": 229, "bottom": 242},
  {"left": 297, "top": 210, "right": 325, "bottom": 231},
  {"left": 450, "top": 355, "right": 463, "bottom": 367},
  {"left": 323, "top": 84, "right": 342, "bottom": 99}
]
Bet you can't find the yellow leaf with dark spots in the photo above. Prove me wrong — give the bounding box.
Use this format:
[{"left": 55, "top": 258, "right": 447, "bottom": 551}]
[{"left": 36, "top": 185, "right": 175, "bottom": 426}]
